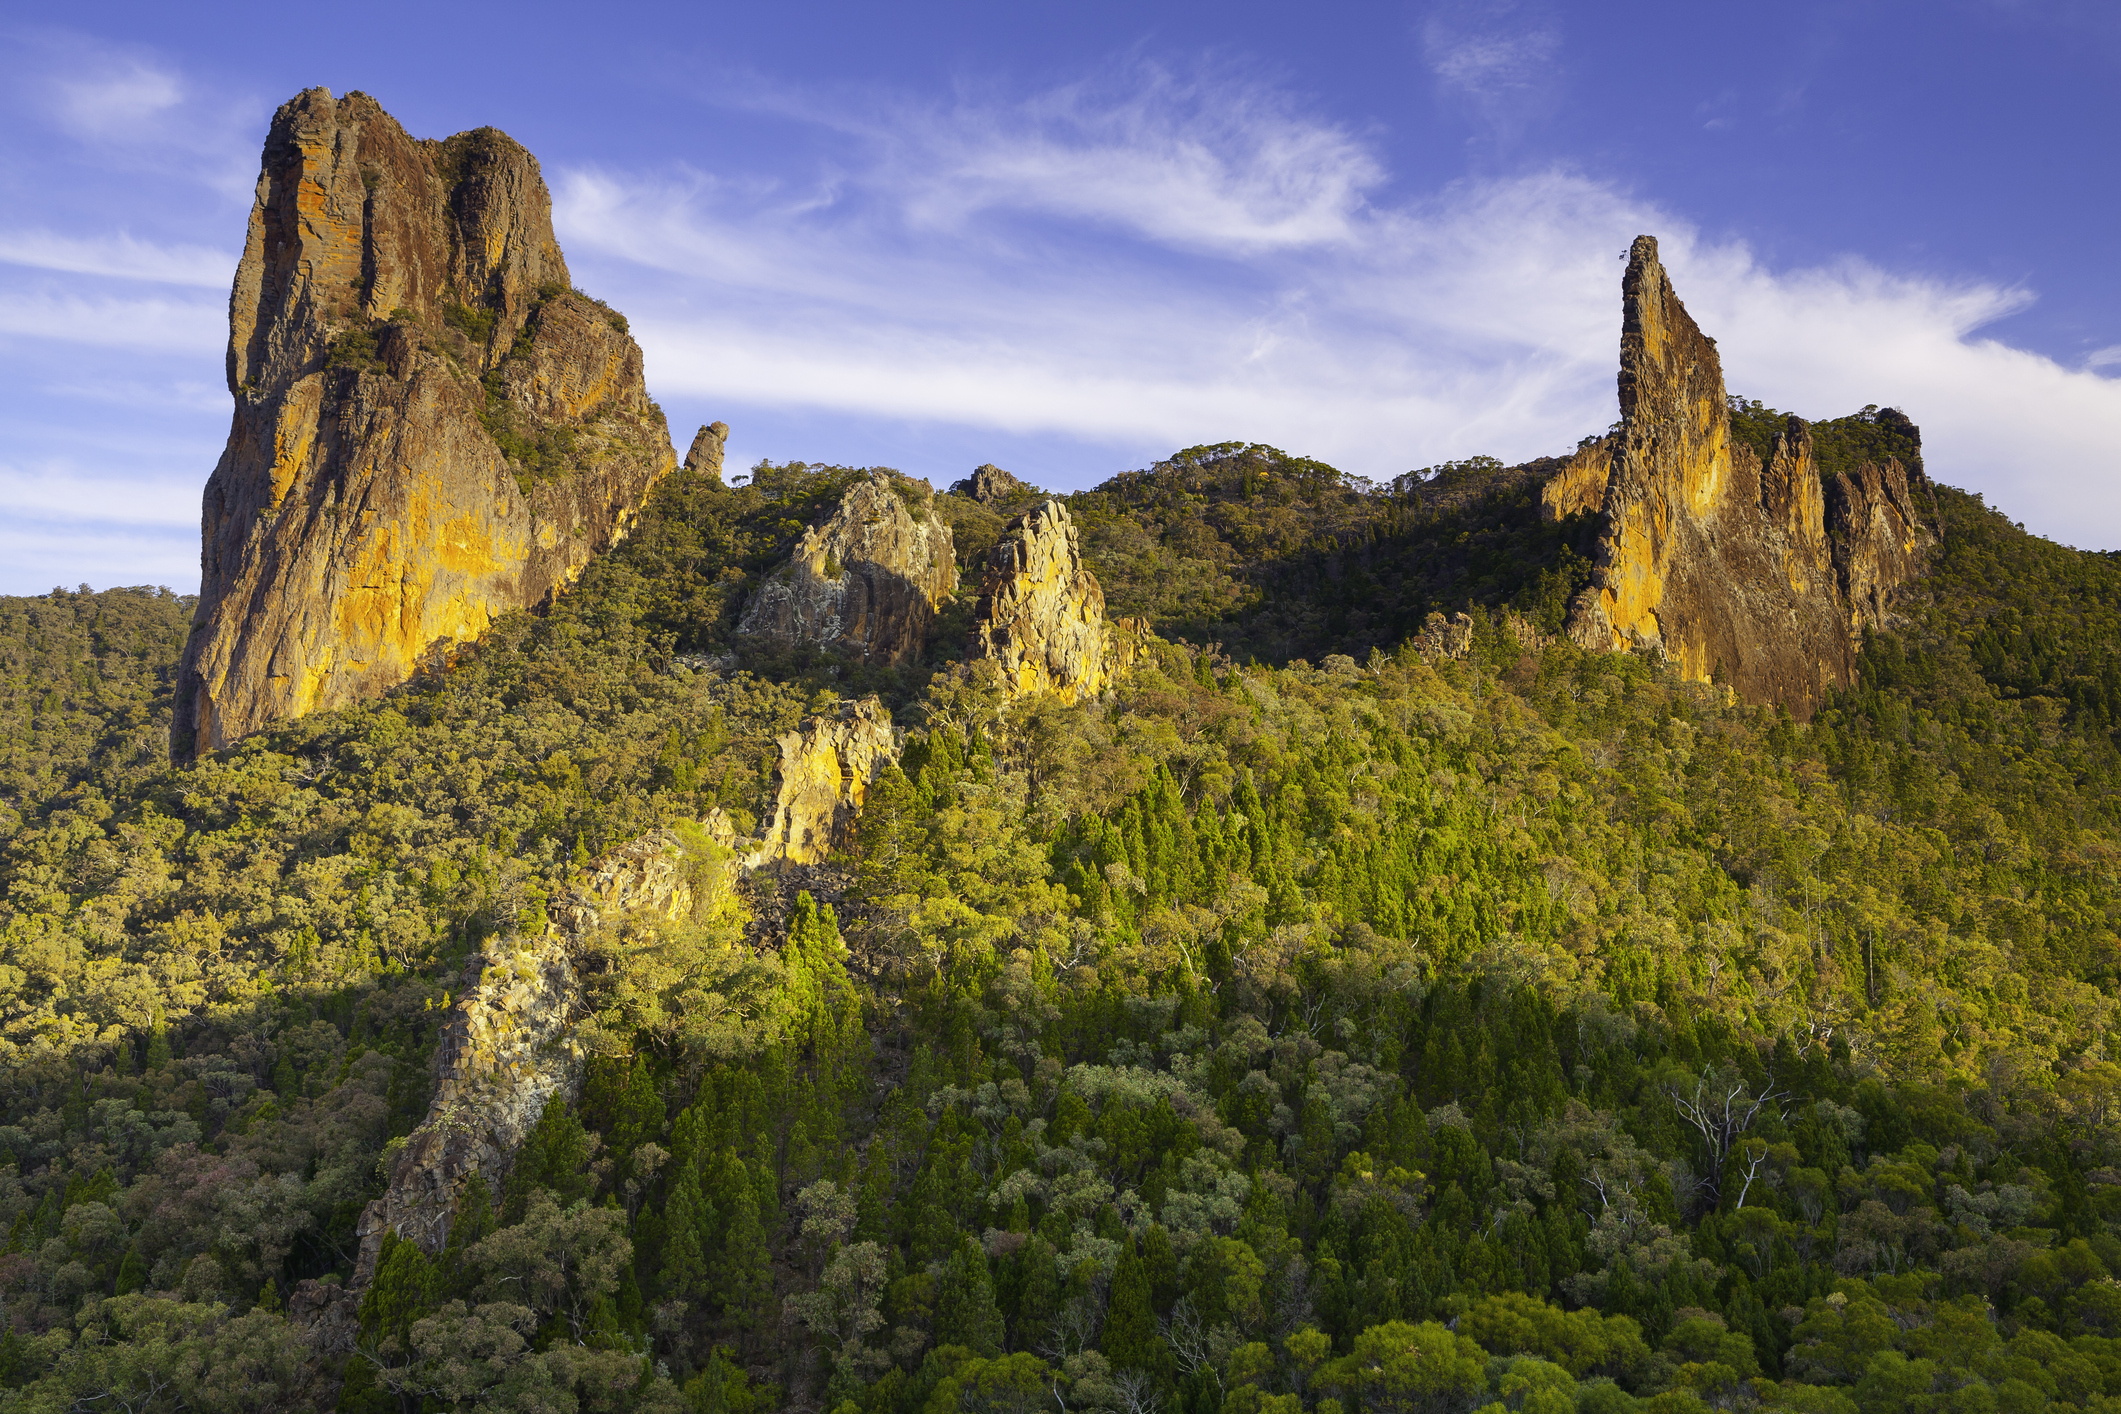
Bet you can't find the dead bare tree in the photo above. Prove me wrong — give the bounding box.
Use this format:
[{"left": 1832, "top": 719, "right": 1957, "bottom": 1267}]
[{"left": 1664, "top": 1065, "right": 1786, "bottom": 1210}]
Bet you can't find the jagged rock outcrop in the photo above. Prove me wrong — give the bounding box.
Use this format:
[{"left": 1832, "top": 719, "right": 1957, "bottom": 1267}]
[
  {"left": 952, "top": 463, "right": 1032, "bottom": 506},
  {"left": 354, "top": 831, "right": 699, "bottom": 1279},
  {"left": 747, "top": 697, "right": 899, "bottom": 868},
  {"left": 1829, "top": 458, "right": 1931, "bottom": 642},
  {"left": 1562, "top": 236, "right": 1931, "bottom": 719},
  {"left": 738, "top": 474, "right": 958, "bottom": 665},
  {"left": 1539, "top": 440, "right": 1610, "bottom": 522},
  {"left": 173, "top": 88, "right": 674, "bottom": 759},
  {"left": 1412, "top": 610, "right": 1551, "bottom": 661},
  {"left": 973, "top": 499, "right": 1116, "bottom": 703},
  {"left": 684, "top": 421, "right": 729, "bottom": 481}
]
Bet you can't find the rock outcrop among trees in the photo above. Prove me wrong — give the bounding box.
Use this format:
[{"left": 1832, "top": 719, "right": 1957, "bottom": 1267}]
[
  {"left": 1563, "top": 236, "right": 1933, "bottom": 718},
  {"left": 12, "top": 84, "right": 2121, "bottom": 1410},
  {"left": 173, "top": 88, "right": 674, "bottom": 759},
  {"left": 738, "top": 474, "right": 959, "bottom": 665},
  {"left": 747, "top": 697, "right": 901, "bottom": 868},
  {"left": 973, "top": 499, "right": 1117, "bottom": 703}
]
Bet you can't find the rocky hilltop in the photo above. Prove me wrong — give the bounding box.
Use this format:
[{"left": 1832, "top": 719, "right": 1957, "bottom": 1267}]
[
  {"left": 739, "top": 474, "right": 958, "bottom": 664},
  {"left": 173, "top": 88, "right": 674, "bottom": 759},
  {"left": 1562, "top": 236, "right": 1932, "bottom": 718}
]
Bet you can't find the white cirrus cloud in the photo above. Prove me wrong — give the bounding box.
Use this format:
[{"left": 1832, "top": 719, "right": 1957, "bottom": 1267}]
[
  {"left": 0, "top": 289, "right": 224, "bottom": 353},
  {"left": 0, "top": 229, "right": 235, "bottom": 286}
]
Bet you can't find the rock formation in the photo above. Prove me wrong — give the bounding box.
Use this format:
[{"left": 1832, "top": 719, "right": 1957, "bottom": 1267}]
[
  {"left": 173, "top": 88, "right": 674, "bottom": 759},
  {"left": 355, "top": 696, "right": 897, "bottom": 1275},
  {"left": 684, "top": 421, "right": 729, "bottom": 481},
  {"left": 1829, "top": 457, "right": 1931, "bottom": 642},
  {"left": 1539, "top": 440, "right": 1610, "bottom": 523},
  {"left": 1560, "top": 236, "right": 1931, "bottom": 719},
  {"left": 738, "top": 474, "right": 958, "bottom": 665},
  {"left": 952, "top": 463, "right": 1032, "bottom": 506},
  {"left": 973, "top": 499, "right": 1116, "bottom": 704},
  {"left": 355, "top": 830, "right": 700, "bottom": 1278},
  {"left": 747, "top": 697, "right": 900, "bottom": 868}
]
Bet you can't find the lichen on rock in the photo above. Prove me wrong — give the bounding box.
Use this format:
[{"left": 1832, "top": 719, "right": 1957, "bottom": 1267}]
[
  {"left": 173, "top": 88, "right": 675, "bottom": 760},
  {"left": 747, "top": 696, "right": 900, "bottom": 869},
  {"left": 1539, "top": 440, "right": 1611, "bottom": 523},
  {"left": 738, "top": 474, "right": 958, "bottom": 665},
  {"left": 973, "top": 499, "right": 1117, "bottom": 704},
  {"left": 1562, "top": 235, "right": 1932, "bottom": 719}
]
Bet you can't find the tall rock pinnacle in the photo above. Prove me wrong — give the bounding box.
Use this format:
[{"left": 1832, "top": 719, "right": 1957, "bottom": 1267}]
[
  {"left": 173, "top": 89, "right": 675, "bottom": 759},
  {"left": 973, "top": 499, "right": 1115, "bottom": 703},
  {"left": 1563, "top": 236, "right": 1929, "bottom": 719}
]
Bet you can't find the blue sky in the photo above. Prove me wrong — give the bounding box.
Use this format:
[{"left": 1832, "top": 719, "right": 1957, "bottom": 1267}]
[{"left": 2, "top": 0, "right": 2117, "bottom": 594}]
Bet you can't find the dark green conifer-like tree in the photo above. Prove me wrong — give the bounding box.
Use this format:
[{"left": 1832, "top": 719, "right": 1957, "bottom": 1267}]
[{"left": 935, "top": 1235, "right": 1005, "bottom": 1356}]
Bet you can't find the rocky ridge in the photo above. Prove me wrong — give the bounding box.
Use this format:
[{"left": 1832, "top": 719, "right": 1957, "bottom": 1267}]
[
  {"left": 354, "top": 690, "right": 897, "bottom": 1277},
  {"left": 173, "top": 88, "right": 674, "bottom": 759},
  {"left": 973, "top": 499, "right": 1118, "bottom": 704},
  {"left": 738, "top": 474, "right": 958, "bottom": 665},
  {"left": 354, "top": 831, "right": 697, "bottom": 1278},
  {"left": 1561, "top": 236, "right": 1932, "bottom": 719}
]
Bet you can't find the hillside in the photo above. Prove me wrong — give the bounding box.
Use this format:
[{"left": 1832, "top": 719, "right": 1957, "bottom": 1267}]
[
  {"left": 0, "top": 436, "right": 2117, "bottom": 1411},
  {"left": 3, "top": 78, "right": 2119, "bottom": 1414}
]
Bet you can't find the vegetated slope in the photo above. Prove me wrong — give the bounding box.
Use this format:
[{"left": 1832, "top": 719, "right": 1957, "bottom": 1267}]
[
  {"left": 0, "top": 586, "right": 192, "bottom": 828},
  {"left": 0, "top": 456, "right": 2117, "bottom": 1411}
]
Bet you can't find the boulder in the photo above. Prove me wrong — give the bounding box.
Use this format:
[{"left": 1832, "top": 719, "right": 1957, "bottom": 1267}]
[
  {"left": 173, "top": 89, "right": 674, "bottom": 759},
  {"left": 738, "top": 474, "right": 958, "bottom": 665},
  {"left": 684, "top": 421, "right": 730, "bottom": 481}
]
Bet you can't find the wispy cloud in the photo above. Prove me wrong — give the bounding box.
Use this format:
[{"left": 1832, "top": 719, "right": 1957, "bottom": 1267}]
[
  {"left": 0, "top": 290, "right": 224, "bottom": 353},
  {"left": 1420, "top": 0, "right": 1565, "bottom": 143},
  {"left": 0, "top": 229, "right": 234, "bottom": 286},
  {"left": 557, "top": 59, "right": 2121, "bottom": 548},
  {"left": 0, "top": 457, "right": 200, "bottom": 528}
]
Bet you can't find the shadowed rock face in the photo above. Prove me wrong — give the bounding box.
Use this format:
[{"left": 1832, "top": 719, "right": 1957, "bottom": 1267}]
[
  {"left": 355, "top": 831, "right": 700, "bottom": 1279},
  {"left": 974, "top": 499, "right": 1114, "bottom": 703},
  {"left": 738, "top": 475, "right": 958, "bottom": 665},
  {"left": 173, "top": 88, "right": 674, "bottom": 759},
  {"left": 1830, "top": 458, "right": 1932, "bottom": 641},
  {"left": 1563, "top": 236, "right": 1931, "bottom": 719}
]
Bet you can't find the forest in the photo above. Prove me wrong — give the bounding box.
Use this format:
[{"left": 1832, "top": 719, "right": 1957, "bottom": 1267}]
[{"left": 0, "top": 405, "right": 2117, "bottom": 1414}]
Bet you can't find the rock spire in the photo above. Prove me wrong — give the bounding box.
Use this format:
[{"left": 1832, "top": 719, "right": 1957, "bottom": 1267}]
[
  {"left": 1561, "top": 236, "right": 1931, "bottom": 719},
  {"left": 173, "top": 88, "right": 675, "bottom": 759},
  {"left": 973, "top": 499, "right": 1116, "bottom": 703}
]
